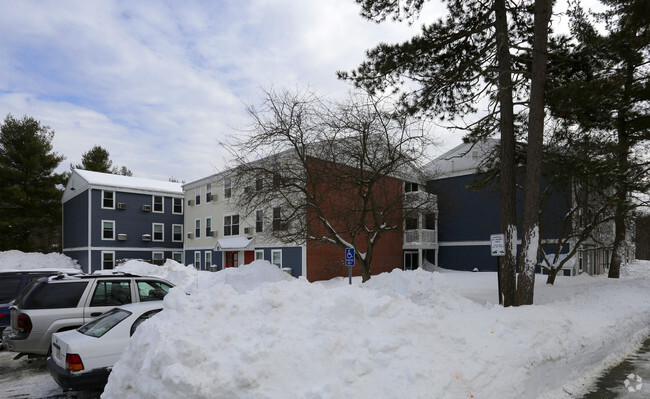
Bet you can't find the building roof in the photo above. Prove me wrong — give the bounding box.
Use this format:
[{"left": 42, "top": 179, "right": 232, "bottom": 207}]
[
  {"left": 63, "top": 169, "right": 183, "bottom": 202},
  {"left": 425, "top": 139, "right": 498, "bottom": 179}
]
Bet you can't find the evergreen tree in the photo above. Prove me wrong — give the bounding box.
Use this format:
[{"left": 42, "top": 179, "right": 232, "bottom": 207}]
[
  {"left": 546, "top": 0, "right": 650, "bottom": 278},
  {"left": 73, "top": 145, "right": 133, "bottom": 176},
  {"left": 341, "top": 0, "right": 553, "bottom": 305},
  {"left": 0, "top": 114, "right": 65, "bottom": 252}
]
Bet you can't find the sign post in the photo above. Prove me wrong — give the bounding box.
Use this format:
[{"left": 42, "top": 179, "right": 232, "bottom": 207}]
[
  {"left": 490, "top": 234, "right": 506, "bottom": 305},
  {"left": 345, "top": 248, "right": 355, "bottom": 285}
]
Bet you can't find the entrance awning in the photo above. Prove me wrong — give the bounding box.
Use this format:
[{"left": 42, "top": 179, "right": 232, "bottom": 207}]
[{"left": 215, "top": 237, "right": 255, "bottom": 251}]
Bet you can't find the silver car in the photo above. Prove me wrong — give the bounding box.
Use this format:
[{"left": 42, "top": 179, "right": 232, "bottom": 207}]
[{"left": 3, "top": 273, "right": 173, "bottom": 357}]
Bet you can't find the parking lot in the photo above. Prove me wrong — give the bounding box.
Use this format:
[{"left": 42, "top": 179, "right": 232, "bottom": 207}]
[{"left": 0, "top": 350, "right": 101, "bottom": 399}]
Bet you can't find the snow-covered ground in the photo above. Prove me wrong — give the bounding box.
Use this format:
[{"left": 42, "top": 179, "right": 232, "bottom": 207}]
[
  {"left": 0, "top": 250, "right": 80, "bottom": 272},
  {"left": 2, "top": 251, "right": 650, "bottom": 398},
  {"left": 105, "top": 258, "right": 650, "bottom": 399}
]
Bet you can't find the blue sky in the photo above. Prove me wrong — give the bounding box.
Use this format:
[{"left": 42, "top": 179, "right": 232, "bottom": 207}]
[{"left": 1, "top": 0, "right": 458, "bottom": 182}]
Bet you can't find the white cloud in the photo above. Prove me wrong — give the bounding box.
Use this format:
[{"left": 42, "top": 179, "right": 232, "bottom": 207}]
[{"left": 0, "top": 0, "right": 458, "bottom": 183}]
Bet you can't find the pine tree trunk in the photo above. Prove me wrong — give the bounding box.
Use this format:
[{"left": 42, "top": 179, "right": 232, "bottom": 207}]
[
  {"left": 495, "top": 0, "right": 517, "bottom": 307},
  {"left": 516, "top": 0, "right": 552, "bottom": 306},
  {"left": 608, "top": 61, "right": 634, "bottom": 279}
]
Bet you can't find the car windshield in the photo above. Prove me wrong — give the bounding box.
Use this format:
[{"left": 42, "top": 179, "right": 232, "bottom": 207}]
[
  {"left": 0, "top": 276, "right": 22, "bottom": 302},
  {"left": 78, "top": 308, "right": 132, "bottom": 338}
]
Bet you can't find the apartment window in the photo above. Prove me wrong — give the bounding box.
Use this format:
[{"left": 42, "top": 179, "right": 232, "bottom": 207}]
[
  {"left": 173, "top": 198, "right": 183, "bottom": 214},
  {"left": 206, "top": 184, "right": 213, "bottom": 203},
  {"left": 206, "top": 217, "right": 212, "bottom": 237},
  {"left": 224, "top": 177, "right": 232, "bottom": 199},
  {"left": 224, "top": 214, "right": 239, "bottom": 236},
  {"left": 153, "top": 196, "right": 164, "bottom": 213},
  {"left": 405, "top": 182, "right": 419, "bottom": 193},
  {"left": 256, "top": 210, "right": 264, "bottom": 233},
  {"left": 271, "top": 249, "right": 282, "bottom": 268},
  {"left": 205, "top": 251, "right": 212, "bottom": 270},
  {"left": 101, "top": 251, "right": 115, "bottom": 270},
  {"left": 172, "top": 252, "right": 183, "bottom": 263},
  {"left": 172, "top": 224, "right": 183, "bottom": 242},
  {"left": 152, "top": 252, "right": 164, "bottom": 262},
  {"left": 102, "top": 220, "right": 115, "bottom": 240},
  {"left": 273, "top": 207, "right": 287, "bottom": 231},
  {"left": 255, "top": 250, "right": 264, "bottom": 261},
  {"left": 153, "top": 223, "right": 164, "bottom": 242},
  {"left": 195, "top": 186, "right": 202, "bottom": 206},
  {"left": 256, "top": 177, "right": 263, "bottom": 191},
  {"left": 195, "top": 219, "right": 201, "bottom": 239},
  {"left": 102, "top": 190, "right": 115, "bottom": 209},
  {"left": 194, "top": 252, "right": 201, "bottom": 269}
]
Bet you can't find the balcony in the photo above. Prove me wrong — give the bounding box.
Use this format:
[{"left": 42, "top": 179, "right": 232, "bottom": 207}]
[{"left": 404, "top": 229, "right": 437, "bottom": 248}]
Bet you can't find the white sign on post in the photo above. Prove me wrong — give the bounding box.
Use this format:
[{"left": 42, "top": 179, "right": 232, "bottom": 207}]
[{"left": 490, "top": 234, "right": 506, "bottom": 257}]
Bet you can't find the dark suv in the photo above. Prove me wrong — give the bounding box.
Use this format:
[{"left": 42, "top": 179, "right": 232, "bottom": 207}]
[
  {"left": 3, "top": 273, "right": 174, "bottom": 357},
  {"left": 1, "top": 269, "right": 81, "bottom": 341}
]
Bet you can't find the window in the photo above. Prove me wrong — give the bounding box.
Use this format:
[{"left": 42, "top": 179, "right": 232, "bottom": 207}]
[
  {"left": 153, "top": 196, "right": 164, "bottom": 213},
  {"left": 195, "top": 219, "right": 201, "bottom": 239},
  {"left": 79, "top": 308, "right": 130, "bottom": 338},
  {"left": 90, "top": 281, "right": 131, "bottom": 306},
  {"left": 173, "top": 197, "right": 183, "bottom": 214},
  {"left": 224, "top": 214, "right": 239, "bottom": 236},
  {"left": 153, "top": 223, "right": 164, "bottom": 241},
  {"left": 130, "top": 309, "right": 163, "bottom": 336},
  {"left": 405, "top": 182, "right": 419, "bottom": 192},
  {"left": 273, "top": 207, "right": 287, "bottom": 231},
  {"left": 256, "top": 210, "right": 264, "bottom": 233},
  {"left": 102, "top": 251, "right": 115, "bottom": 269},
  {"left": 205, "top": 251, "right": 212, "bottom": 270},
  {"left": 194, "top": 252, "right": 201, "bottom": 269},
  {"left": 224, "top": 177, "right": 232, "bottom": 199},
  {"left": 206, "top": 184, "right": 212, "bottom": 202},
  {"left": 102, "top": 220, "right": 115, "bottom": 240},
  {"left": 271, "top": 250, "right": 282, "bottom": 268},
  {"left": 22, "top": 282, "right": 88, "bottom": 309},
  {"left": 172, "top": 252, "right": 183, "bottom": 263},
  {"left": 137, "top": 280, "right": 172, "bottom": 302},
  {"left": 172, "top": 224, "right": 183, "bottom": 242},
  {"left": 255, "top": 250, "right": 264, "bottom": 261},
  {"left": 195, "top": 186, "right": 201, "bottom": 206},
  {"left": 152, "top": 252, "right": 164, "bottom": 262},
  {"left": 206, "top": 217, "right": 212, "bottom": 237},
  {"left": 102, "top": 191, "right": 115, "bottom": 209},
  {"left": 256, "top": 177, "right": 263, "bottom": 191}
]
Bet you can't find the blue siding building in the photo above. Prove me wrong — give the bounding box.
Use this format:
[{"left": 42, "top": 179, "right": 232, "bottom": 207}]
[
  {"left": 62, "top": 169, "right": 184, "bottom": 273},
  {"left": 427, "top": 141, "right": 576, "bottom": 273}
]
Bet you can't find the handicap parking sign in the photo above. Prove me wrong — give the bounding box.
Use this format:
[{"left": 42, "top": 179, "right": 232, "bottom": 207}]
[{"left": 345, "top": 248, "right": 355, "bottom": 266}]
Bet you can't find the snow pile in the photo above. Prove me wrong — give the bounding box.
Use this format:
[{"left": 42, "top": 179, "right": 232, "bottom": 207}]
[
  {"left": 114, "top": 259, "right": 294, "bottom": 294},
  {"left": 103, "top": 260, "right": 650, "bottom": 399},
  {"left": 115, "top": 259, "right": 200, "bottom": 291},
  {"left": 0, "top": 250, "right": 80, "bottom": 272}
]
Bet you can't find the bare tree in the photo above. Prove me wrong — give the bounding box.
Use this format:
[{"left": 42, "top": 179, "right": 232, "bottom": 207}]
[{"left": 222, "top": 88, "right": 437, "bottom": 282}]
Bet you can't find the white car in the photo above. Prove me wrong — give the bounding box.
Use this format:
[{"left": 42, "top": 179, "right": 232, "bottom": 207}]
[{"left": 46, "top": 301, "right": 163, "bottom": 391}]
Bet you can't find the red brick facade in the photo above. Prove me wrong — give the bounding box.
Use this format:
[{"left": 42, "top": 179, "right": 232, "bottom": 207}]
[{"left": 304, "top": 157, "right": 404, "bottom": 282}]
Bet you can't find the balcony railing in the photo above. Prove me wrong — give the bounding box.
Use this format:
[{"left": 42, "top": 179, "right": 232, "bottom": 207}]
[{"left": 404, "top": 229, "right": 437, "bottom": 245}]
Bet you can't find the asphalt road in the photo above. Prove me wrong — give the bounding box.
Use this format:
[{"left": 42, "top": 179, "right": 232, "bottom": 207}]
[
  {"left": 581, "top": 335, "right": 650, "bottom": 398},
  {"left": 0, "top": 349, "right": 101, "bottom": 399}
]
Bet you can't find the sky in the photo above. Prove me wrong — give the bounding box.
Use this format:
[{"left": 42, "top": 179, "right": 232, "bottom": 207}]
[{"left": 0, "top": 0, "right": 461, "bottom": 183}]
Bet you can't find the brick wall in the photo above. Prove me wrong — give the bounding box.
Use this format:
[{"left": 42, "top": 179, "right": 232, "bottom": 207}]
[{"left": 304, "top": 157, "right": 404, "bottom": 282}]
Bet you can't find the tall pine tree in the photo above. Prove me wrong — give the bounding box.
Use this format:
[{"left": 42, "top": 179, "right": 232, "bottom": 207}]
[{"left": 0, "top": 114, "right": 65, "bottom": 252}]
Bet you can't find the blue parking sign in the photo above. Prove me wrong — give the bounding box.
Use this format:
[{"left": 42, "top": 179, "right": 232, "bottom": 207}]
[{"left": 345, "top": 248, "right": 355, "bottom": 266}]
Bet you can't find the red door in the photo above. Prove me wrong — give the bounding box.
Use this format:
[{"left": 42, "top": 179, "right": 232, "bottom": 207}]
[{"left": 244, "top": 251, "right": 254, "bottom": 265}]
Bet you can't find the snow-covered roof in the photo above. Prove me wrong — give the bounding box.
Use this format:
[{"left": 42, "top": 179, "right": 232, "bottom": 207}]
[
  {"left": 63, "top": 169, "right": 183, "bottom": 202},
  {"left": 215, "top": 237, "right": 255, "bottom": 251},
  {"left": 425, "top": 139, "right": 497, "bottom": 179}
]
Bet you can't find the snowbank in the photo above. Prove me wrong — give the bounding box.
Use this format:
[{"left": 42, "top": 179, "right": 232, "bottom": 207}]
[
  {"left": 0, "top": 250, "right": 80, "bottom": 272},
  {"left": 102, "top": 260, "right": 650, "bottom": 399}
]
